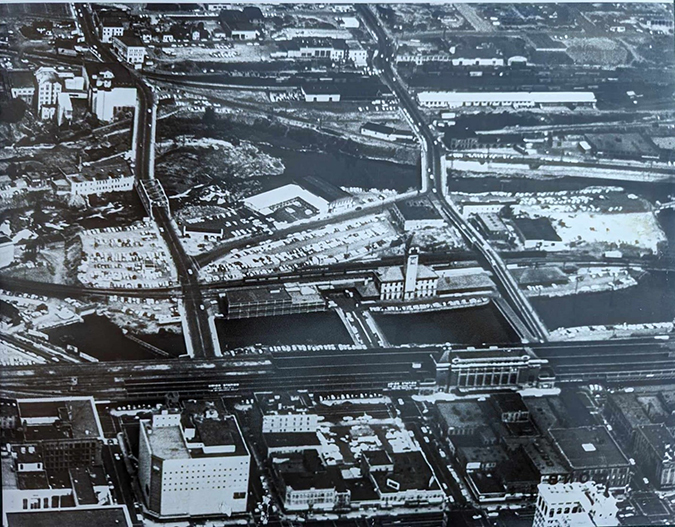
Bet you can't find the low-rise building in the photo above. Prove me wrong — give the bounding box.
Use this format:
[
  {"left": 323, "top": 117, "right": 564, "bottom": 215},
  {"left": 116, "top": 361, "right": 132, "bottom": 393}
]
[
  {"left": 360, "top": 122, "right": 414, "bottom": 143},
  {"left": 492, "top": 392, "right": 530, "bottom": 423},
  {"left": 475, "top": 213, "right": 511, "bottom": 241},
  {"left": 83, "top": 62, "right": 137, "bottom": 122},
  {"left": 4, "top": 506, "right": 133, "bottom": 527},
  {"left": 417, "top": 91, "right": 596, "bottom": 109},
  {"left": 513, "top": 217, "right": 564, "bottom": 251},
  {"left": 111, "top": 35, "right": 146, "bottom": 67},
  {"left": 0, "top": 235, "right": 15, "bottom": 268},
  {"left": 365, "top": 451, "right": 444, "bottom": 507},
  {"left": 66, "top": 165, "right": 134, "bottom": 196},
  {"left": 221, "top": 284, "right": 326, "bottom": 319},
  {"left": 138, "top": 401, "right": 250, "bottom": 518},
  {"left": 533, "top": 481, "right": 618, "bottom": 527},
  {"left": 301, "top": 84, "right": 340, "bottom": 103},
  {"left": 6, "top": 70, "right": 35, "bottom": 105},
  {"left": 392, "top": 198, "right": 445, "bottom": 231},
  {"left": 257, "top": 393, "right": 319, "bottom": 434},
  {"left": 549, "top": 426, "right": 631, "bottom": 489}
]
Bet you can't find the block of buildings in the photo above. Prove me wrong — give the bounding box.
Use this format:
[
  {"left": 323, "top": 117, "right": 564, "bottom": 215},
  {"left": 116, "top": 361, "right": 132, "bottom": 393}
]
[
  {"left": 257, "top": 393, "right": 319, "bottom": 434},
  {"left": 632, "top": 424, "right": 675, "bottom": 489},
  {"left": 11, "top": 397, "right": 104, "bottom": 470},
  {"left": 273, "top": 450, "right": 350, "bottom": 512},
  {"left": 364, "top": 450, "right": 444, "bottom": 507},
  {"left": 138, "top": 400, "right": 250, "bottom": 518},
  {"left": 603, "top": 391, "right": 652, "bottom": 450},
  {"left": 83, "top": 63, "right": 137, "bottom": 122},
  {"left": 549, "top": 426, "right": 631, "bottom": 489},
  {"left": 533, "top": 481, "right": 618, "bottom": 527}
]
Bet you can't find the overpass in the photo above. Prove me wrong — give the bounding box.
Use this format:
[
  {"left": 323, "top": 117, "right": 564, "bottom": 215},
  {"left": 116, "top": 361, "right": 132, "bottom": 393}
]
[
  {"left": 357, "top": 4, "right": 549, "bottom": 343},
  {"left": 75, "top": 3, "right": 215, "bottom": 358}
]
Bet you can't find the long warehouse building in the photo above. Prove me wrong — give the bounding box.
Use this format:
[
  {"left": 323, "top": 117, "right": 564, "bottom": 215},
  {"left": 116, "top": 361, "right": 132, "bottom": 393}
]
[{"left": 417, "top": 91, "right": 596, "bottom": 109}]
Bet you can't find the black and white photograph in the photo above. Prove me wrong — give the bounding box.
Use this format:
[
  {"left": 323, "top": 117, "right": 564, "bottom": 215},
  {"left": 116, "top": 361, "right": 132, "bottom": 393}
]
[{"left": 1, "top": 0, "right": 674, "bottom": 525}]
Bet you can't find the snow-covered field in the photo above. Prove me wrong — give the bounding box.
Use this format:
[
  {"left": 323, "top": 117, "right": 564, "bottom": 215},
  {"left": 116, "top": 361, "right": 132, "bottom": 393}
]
[{"left": 546, "top": 211, "right": 665, "bottom": 253}]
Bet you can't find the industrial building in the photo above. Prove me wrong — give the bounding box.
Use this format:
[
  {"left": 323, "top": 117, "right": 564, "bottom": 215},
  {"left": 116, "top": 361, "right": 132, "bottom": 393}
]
[{"left": 417, "top": 91, "right": 596, "bottom": 109}]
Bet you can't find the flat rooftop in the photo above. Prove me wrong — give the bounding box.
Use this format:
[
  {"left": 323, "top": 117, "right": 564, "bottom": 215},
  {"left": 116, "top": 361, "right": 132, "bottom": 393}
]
[
  {"left": 513, "top": 217, "right": 561, "bottom": 242},
  {"left": 18, "top": 397, "right": 103, "bottom": 441},
  {"left": 397, "top": 198, "right": 444, "bottom": 221},
  {"left": 550, "top": 426, "right": 629, "bottom": 469},
  {"left": 145, "top": 424, "right": 189, "bottom": 460},
  {"left": 6, "top": 506, "right": 132, "bottom": 527}
]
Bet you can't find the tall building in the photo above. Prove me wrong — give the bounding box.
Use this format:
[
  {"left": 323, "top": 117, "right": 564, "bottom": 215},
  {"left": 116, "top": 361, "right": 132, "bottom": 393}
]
[
  {"left": 403, "top": 248, "right": 419, "bottom": 299},
  {"left": 34, "top": 67, "right": 86, "bottom": 122},
  {"left": 82, "top": 63, "right": 137, "bottom": 122},
  {"left": 533, "top": 482, "right": 618, "bottom": 527},
  {"left": 376, "top": 248, "right": 439, "bottom": 301},
  {"left": 138, "top": 400, "right": 250, "bottom": 518}
]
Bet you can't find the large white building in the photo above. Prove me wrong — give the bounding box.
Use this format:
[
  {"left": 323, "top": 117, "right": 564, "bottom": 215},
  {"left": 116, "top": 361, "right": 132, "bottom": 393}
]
[
  {"left": 83, "top": 63, "right": 137, "bottom": 122},
  {"left": 138, "top": 402, "right": 250, "bottom": 519},
  {"left": 34, "top": 67, "right": 86, "bottom": 122},
  {"left": 533, "top": 482, "right": 618, "bottom": 527},
  {"left": 67, "top": 167, "right": 134, "bottom": 196},
  {"left": 258, "top": 393, "right": 319, "bottom": 434},
  {"left": 112, "top": 35, "right": 146, "bottom": 67},
  {"left": 376, "top": 248, "right": 439, "bottom": 301},
  {"left": 417, "top": 91, "right": 597, "bottom": 109}
]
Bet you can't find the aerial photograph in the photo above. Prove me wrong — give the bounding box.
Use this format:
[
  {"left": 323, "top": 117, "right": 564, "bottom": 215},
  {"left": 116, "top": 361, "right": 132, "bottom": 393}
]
[{"left": 0, "top": 1, "right": 674, "bottom": 526}]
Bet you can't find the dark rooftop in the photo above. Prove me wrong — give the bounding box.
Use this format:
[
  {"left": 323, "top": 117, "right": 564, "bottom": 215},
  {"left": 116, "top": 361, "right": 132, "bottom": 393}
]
[
  {"left": 6, "top": 506, "right": 132, "bottom": 527},
  {"left": 513, "top": 217, "right": 561, "bottom": 242},
  {"left": 371, "top": 451, "right": 440, "bottom": 493},
  {"left": 18, "top": 397, "right": 103, "bottom": 441},
  {"left": 83, "top": 62, "right": 135, "bottom": 88},
  {"left": 550, "top": 426, "right": 629, "bottom": 469},
  {"left": 396, "top": 197, "right": 443, "bottom": 222}
]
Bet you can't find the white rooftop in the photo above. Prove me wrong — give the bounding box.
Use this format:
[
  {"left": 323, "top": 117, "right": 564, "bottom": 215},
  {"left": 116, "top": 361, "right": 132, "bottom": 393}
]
[
  {"left": 417, "top": 91, "right": 597, "bottom": 104},
  {"left": 243, "top": 184, "right": 329, "bottom": 216}
]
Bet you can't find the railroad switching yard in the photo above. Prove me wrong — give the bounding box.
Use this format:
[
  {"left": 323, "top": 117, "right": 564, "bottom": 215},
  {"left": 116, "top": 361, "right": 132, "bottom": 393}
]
[{"left": 1, "top": 2, "right": 675, "bottom": 527}]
